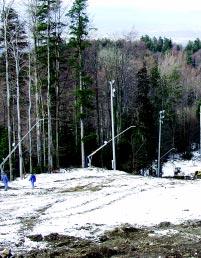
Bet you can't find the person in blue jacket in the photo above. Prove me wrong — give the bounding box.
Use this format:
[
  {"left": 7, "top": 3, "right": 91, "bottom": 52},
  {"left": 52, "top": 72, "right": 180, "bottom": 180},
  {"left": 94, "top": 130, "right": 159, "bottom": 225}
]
[
  {"left": 1, "top": 171, "right": 9, "bottom": 191},
  {"left": 29, "top": 173, "right": 36, "bottom": 189}
]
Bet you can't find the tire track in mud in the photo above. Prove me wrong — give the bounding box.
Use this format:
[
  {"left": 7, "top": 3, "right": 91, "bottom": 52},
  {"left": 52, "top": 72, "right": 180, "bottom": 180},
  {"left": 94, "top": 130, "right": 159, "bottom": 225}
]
[
  {"left": 0, "top": 174, "right": 197, "bottom": 251},
  {"left": 34, "top": 177, "right": 187, "bottom": 221},
  {"left": 0, "top": 190, "right": 60, "bottom": 249}
]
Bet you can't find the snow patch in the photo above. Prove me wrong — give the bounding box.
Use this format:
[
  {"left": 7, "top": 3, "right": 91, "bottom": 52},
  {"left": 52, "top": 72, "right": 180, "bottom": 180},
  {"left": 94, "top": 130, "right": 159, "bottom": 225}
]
[{"left": 1, "top": 167, "right": 201, "bottom": 253}]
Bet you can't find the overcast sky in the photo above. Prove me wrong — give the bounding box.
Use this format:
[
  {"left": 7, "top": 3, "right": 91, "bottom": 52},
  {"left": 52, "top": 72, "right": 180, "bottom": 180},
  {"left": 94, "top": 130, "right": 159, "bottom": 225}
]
[
  {"left": 12, "top": 0, "right": 201, "bottom": 44},
  {"left": 87, "top": 0, "right": 201, "bottom": 44}
]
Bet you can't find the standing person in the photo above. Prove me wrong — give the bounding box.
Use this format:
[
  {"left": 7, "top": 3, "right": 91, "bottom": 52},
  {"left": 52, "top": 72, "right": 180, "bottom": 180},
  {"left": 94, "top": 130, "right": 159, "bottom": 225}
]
[
  {"left": 29, "top": 173, "right": 36, "bottom": 189},
  {"left": 1, "top": 171, "right": 9, "bottom": 191}
]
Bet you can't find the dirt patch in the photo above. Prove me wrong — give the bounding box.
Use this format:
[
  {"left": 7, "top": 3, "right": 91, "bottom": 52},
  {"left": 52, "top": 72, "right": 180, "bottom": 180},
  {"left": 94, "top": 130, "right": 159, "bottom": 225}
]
[
  {"left": 60, "top": 184, "right": 104, "bottom": 193},
  {"left": 11, "top": 220, "right": 201, "bottom": 257}
]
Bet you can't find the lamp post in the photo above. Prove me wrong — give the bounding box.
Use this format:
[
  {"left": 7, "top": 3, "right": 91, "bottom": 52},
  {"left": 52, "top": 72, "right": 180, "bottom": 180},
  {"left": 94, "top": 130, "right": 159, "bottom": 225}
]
[
  {"left": 0, "top": 118, "right": 45, "bottom": 175},
  {"left": 87, "top": 141, "right": 108, "bottom": 167},
  {"left": 157, "top": 110, "right": 165, "bottom": 177},
  {"left": 109, "top": 80, "right": 116, "bottom": 170},
  {"left": 87, "top": 126, "right": 136, "bottom": 168}
]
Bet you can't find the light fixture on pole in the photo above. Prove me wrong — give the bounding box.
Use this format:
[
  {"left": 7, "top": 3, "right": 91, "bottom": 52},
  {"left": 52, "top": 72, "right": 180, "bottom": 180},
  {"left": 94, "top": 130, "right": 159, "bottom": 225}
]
[
  {"left": 87, "top": 141, "right": 108, "bottom": 167},
  {"left": 87, "top": 125, "right": 136, "bottom": 168},
  {"left": 0, "top": 118, "right": 45, "bottom": 173},
  {"left": 109, "top": 80, "right": 116, "bottom": 170},
  {"left": 157, "top": 110, "right": 165, "bottom": 177}
]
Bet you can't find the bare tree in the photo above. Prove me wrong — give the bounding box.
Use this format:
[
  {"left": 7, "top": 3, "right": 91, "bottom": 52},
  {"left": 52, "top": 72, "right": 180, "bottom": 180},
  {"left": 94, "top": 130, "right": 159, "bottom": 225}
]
[
  {"left": 12, "top": 31, "right": 23, "bottom": 177},
  {"left": 47, "top": 0, "right": 53, "bottom": 171},
  {"left": 28, "top": 49, "right": 33, "bottom": 174},
  {"left": 55, "top": 0, "right": 61, "bottom": 169},
  {"left": 2, "top": 0, "right": 13, "bottom": 179}
]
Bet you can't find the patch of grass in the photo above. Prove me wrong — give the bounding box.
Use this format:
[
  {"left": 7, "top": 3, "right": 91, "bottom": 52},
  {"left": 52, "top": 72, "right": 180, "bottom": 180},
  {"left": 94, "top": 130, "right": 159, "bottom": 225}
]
[
  {"left": 60, "top": 185, "right": 87, "bottom": 193},
  {"left": 60, "top": 184, "right": 104, "bottom": 193}
]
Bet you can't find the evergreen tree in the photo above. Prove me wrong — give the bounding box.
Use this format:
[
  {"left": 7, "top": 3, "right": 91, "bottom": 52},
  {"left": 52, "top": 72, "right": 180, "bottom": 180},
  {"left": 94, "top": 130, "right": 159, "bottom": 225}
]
[
  {"left": 134, "top": 64, "right": 155, "bottom": 169},
  {"left": 30, "top": 0, "right": 64, "bottom": 171},
  {"left": 157, "top": 37, "right": 163, "bottom": 52},
  {"left": 140, "top": 35, "right": 153, "bottom": 50},
  {"left": 185, "top": 38, "right": 201, "bottom": 65},
  {"left": 162, "top": 38, "right": 172, "bottom": 53},
  {"left": 67, "top": 0, "right": 93, "bottom": 168},
  {"left": 161, "top": 69, "right": 182, "bottom": 152},
  {"left": 141, "top": 35, "right": 172, "bottom": 53}
]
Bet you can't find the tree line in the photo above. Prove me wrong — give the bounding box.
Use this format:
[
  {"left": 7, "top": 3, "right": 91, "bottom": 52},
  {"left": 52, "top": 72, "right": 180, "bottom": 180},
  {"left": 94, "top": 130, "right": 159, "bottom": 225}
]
[{"left": 0, "top": 0, "right": 201, "bottom": 179}]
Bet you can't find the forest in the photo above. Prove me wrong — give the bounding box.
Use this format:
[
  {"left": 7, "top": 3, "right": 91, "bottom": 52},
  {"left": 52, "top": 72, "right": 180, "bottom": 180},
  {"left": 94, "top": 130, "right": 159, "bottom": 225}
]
[{"left": 1, "top": 0, "right": 201, "bottom": 180}]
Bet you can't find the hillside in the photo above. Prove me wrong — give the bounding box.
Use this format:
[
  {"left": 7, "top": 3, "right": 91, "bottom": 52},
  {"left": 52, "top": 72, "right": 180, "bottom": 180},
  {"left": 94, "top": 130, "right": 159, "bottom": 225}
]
[{"left": 1, "top": 167, "right": 201, "bottom": 257}]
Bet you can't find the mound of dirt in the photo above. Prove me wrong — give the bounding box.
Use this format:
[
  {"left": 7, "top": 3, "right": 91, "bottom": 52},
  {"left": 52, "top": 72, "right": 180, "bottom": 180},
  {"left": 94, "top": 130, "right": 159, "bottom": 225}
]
[{"left": 10, "top": 220, "right": 201, "bottom": 258}]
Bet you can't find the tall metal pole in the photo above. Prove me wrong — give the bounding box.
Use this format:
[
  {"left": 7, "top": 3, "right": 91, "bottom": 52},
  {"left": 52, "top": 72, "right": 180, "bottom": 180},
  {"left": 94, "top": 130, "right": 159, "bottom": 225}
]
[
  {"left": 109, "top": 80, "right": 116, "bottom": 170},
  {"left": 157, "top": 116, "right": 162, "bottom": 177},
  {"left": 157, "top": 110, "right": 165, "bottom": 177},
  {"left": 0, "top": 119, "right": 45, "bottom": 172},
  {"left": 87, "top": 126, "right": 136, "bottom": 167}
]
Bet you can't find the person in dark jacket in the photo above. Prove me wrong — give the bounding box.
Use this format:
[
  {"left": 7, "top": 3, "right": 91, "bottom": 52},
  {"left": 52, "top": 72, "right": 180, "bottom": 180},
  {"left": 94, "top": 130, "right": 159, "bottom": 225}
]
[
  {"left": 29, "top": 173, "right": 36, "bottom": 189},
  {"left": 1, "top": 172, "right": 9, "bottom": 191}
]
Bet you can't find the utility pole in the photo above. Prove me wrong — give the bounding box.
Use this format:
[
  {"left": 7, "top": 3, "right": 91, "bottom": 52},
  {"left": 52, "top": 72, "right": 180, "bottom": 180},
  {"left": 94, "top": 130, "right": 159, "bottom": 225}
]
[
  {"left": 157, "top": 110, "right": 165, "bottom": 177},
  {"left": 109, "top": 80, "right": 116, "bottom": 170}
]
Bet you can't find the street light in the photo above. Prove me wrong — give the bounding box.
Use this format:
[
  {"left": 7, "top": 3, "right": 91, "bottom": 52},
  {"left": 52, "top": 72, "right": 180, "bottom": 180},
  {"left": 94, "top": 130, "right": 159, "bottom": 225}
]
[
  {"left": 87, "top": 126, "right": 136, "bottom": 168},
  {"left": 87, "top": 141, "right": 108, "bottom": 167},
  {"left": 109, "top": 80, "right": 116, "bottom": 170},
  {"left": 0, "top": 118, "right": 45, "bottom": 173},
  {"left": 157, "top": 110, "right": 165, "bottom": 177}
]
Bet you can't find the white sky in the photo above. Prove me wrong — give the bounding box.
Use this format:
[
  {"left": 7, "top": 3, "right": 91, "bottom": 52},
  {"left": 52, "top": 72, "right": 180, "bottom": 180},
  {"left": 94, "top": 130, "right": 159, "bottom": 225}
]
[
  {"left": 87, "top": 0, "right": 201, "bottom": 44},
  {"left": 7, "top": 0, "right": 201, "bottom": 45}
]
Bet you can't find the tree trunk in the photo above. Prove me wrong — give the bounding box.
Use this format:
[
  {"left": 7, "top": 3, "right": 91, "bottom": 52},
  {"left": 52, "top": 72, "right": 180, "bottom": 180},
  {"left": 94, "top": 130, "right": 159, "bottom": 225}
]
[
  {"left": 55, "top": 4, "right": 60, "bottom": 169},
  {"left": 47, "top": 0, "right": 53, "bottom": 171},
  {"left": 55, "top": 75, "right": 59, "bottom": 169},
  {"left": 14, "top": 40, "right": 23, "bottom": 178},
  {"left": 3, "top": 2, "right": 13, "bottom": 179},
  {"left": 34, "top": 39, "right": 41, "bottom": 167},
  {"left": 79, "top": 50, "right": 85, "bottom": 168},
  {"left": 39, "top": 93, "right": 46, "bottom": 170},
  {"left": 28, "top": 51, "right": 33, "bottom": 174}
]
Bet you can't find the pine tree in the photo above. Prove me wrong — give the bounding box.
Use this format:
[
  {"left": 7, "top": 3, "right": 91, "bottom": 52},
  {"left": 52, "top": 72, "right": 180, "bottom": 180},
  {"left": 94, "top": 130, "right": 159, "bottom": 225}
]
[
  {"left": 134, "top": 64, "right": 155, "bottom": 168},
  {"left": 29, "top": 0, "right": 64, "bottom": 171},
  {"left": 67, "top": 0, "right": 92, "bottom": 168}
]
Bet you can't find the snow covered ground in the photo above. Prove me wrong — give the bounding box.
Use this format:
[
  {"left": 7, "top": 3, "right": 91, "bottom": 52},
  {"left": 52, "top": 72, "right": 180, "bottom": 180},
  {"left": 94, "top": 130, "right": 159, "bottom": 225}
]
[
  {"left": 1, "top": 164, "right": 201, "bottom": 253},
  {"left": 162, "top": 151, "right": 201, "bottom": 177}
]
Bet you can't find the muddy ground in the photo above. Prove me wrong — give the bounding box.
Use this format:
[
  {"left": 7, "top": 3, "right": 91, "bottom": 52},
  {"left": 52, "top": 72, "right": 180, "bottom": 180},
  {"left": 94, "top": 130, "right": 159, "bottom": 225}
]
[{"left": 12, "top": 220, "right": 201, "bottom": 258}]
